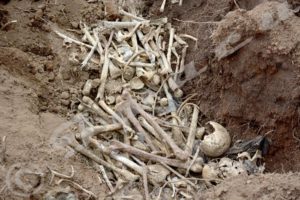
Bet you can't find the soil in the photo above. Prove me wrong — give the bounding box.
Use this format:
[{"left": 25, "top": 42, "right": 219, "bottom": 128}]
[
  {"left": 0, "top": 0, "right": 300, "bottom": 199},
  {"left": 198, "top": 173, "right": 300, "bottom": 200}
]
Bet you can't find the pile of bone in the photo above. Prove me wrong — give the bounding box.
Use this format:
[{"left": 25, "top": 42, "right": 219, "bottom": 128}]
[{"left": 54, "top": 9, "right": 265, "bottom": 200}]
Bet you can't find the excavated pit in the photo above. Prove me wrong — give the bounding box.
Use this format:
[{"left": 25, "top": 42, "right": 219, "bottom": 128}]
[{"left": 0, "top": 0, "right": 300, "bottom": 199}]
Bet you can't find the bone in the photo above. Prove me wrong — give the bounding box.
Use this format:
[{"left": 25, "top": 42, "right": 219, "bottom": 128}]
[
  {"left": 160, "top": 0, "right": 167, "bottom": 12},
  {"left": 122, "top": 91, "right": 189, "bottom": 160},
  {"left": 68, "top": 138, "right": 139, "bottom": 181},
  {"left": 54, "top": 30, "right": 93, "bottom": 48},
  {"left": 82, "top": 80, "right": 93, "bottom": 96},
  {"left": 116, "top": 101, "right": 158, "bottom": 151},
  {"left": 111, "top": 140, "right": 198, "bottom": 171},
  {"left": 101, "top": 21, "right": 149, "bottom": 29},
  {"left": 80, "top": 123, "right": 123, "bottom": 145},
  {"left": 81, "top": 42, "right": 98, "bottom": 69},
  {"left": 184, "top": 105, "right": 199, "bottom": 155},
  {"left": 98, "top": 100, "right": 134, "bottom": 134},
  {"left": 109, "top": 60, "right": 122, "bottom": 79},
  {"left": 119, "top": 9, "right": 146, "bottom": 21},
  {"left": 168, "top": 77, "right": 183, "bottom": 98},
  {"left": 158, "top": 51, "right": 172, "bottom": 74},
  {"left": 97, "top": 164, "right": 114, "bottom": 192},
  {"left": 167, "top": 27, "right": 175, "bottom": 66},
  {"left": 96, "top": 31, "right": 114, "bottom": 100},
  {"left": 82, "top": 96, "right": 111, "bottom": 123},
  {"left": 119, "top": 22, "right": 142, "bottom": 41}
]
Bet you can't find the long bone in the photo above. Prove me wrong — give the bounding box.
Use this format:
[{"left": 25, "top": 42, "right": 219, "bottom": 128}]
[
  {"left": 121, "top": 90, "right": 189, "bottom": 160},
  {"left": 96, "top": 31, "right": 114, "bottom": 100},
  {"left": 68, "top": 138, "right": 139, "bottom": 181},
  {"left": 82, "top": 96, "right": 111, "bottom": 123},
  {"left": 98, "top": 100, "right": 134, "bottom": 134},
  {"left": 116, "top": 101, "right": 158, "bottom": 151},
  {"left": 111, "top": 140, "right": 202, "bottom": 173}
]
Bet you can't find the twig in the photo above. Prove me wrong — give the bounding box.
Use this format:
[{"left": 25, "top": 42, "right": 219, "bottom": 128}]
[
  {"left": 48, "top": 165, "right": 74, "bottom": 184},
  {"left": 56, "top": 179, "right": 96, "bottom": 198}
]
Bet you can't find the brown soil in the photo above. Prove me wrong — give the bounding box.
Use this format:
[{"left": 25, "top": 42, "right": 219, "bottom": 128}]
[
  {"left": 0, "top": 0, "right": 300, "bottom": 199},
  {"left": 198, "top": 173, "right": 300, "bottom": 200}
]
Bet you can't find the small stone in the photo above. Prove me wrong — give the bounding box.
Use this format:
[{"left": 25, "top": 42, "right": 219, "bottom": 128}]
[
  {"left": 48, "top": 72, "right": 55, "bottom": 81},
  {"left": 61, "top": 99, "right": 70, "bottom": 106},
  {"left": 246, "top": 180, "right": 251, "bottom": 184},
  {"left": 61, "top": 91, "right": 70, "bottom": 99},
  {"left": 69, "top": 88, "right": 77, "bottom": 94},
  {"left": 70, "top": 21, "right": 79, "bottom": 29}
]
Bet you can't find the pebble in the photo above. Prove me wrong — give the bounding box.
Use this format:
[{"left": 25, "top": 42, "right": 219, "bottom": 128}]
[
  {"left": 70, "top": 21, "right": 79, "bottom": 29},
  {"left": 48, "top": 72, "right": 55, "bottom": 81},
  {"left": 61, "top": 91, "right": 70, "bottom": 99},
  {"left": 61, "top": 99, "right": 70, "bottom": 106}
]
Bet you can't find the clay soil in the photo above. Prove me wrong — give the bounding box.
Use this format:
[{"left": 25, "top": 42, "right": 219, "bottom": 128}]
[{"left": 0, "top": 0, "right": 300, "bottom": 199}]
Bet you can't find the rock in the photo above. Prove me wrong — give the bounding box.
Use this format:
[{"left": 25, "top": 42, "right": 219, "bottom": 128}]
[
  {"left": 61, "top": 91, "right": 70, "bottom": 99},
  {"left": 61, "top": 99, "right": 70, "bottom": 106},
  {"left": 48, "top": 72, "right": 55, "bottom": 81},
  {"left": 70, "top": 21, "right": 79, "bottom": 29}
]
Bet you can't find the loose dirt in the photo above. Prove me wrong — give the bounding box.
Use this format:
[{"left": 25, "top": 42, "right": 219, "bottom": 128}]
[{"left": 0, "top": 0, "right": 300, "bottom": 199}]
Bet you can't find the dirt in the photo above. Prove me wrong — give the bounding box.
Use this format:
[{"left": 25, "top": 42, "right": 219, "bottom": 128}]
[
  {"left": 198, "top": 173, "right": 300, "bottom": 200},
  {"left": 0, "top": 0, "right": 300, "bottom": 199}
]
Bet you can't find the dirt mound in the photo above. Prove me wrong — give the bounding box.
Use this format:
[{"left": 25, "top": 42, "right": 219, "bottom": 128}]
[{"left": 198, "top": 172, "right": 300, "bottom": 200}]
